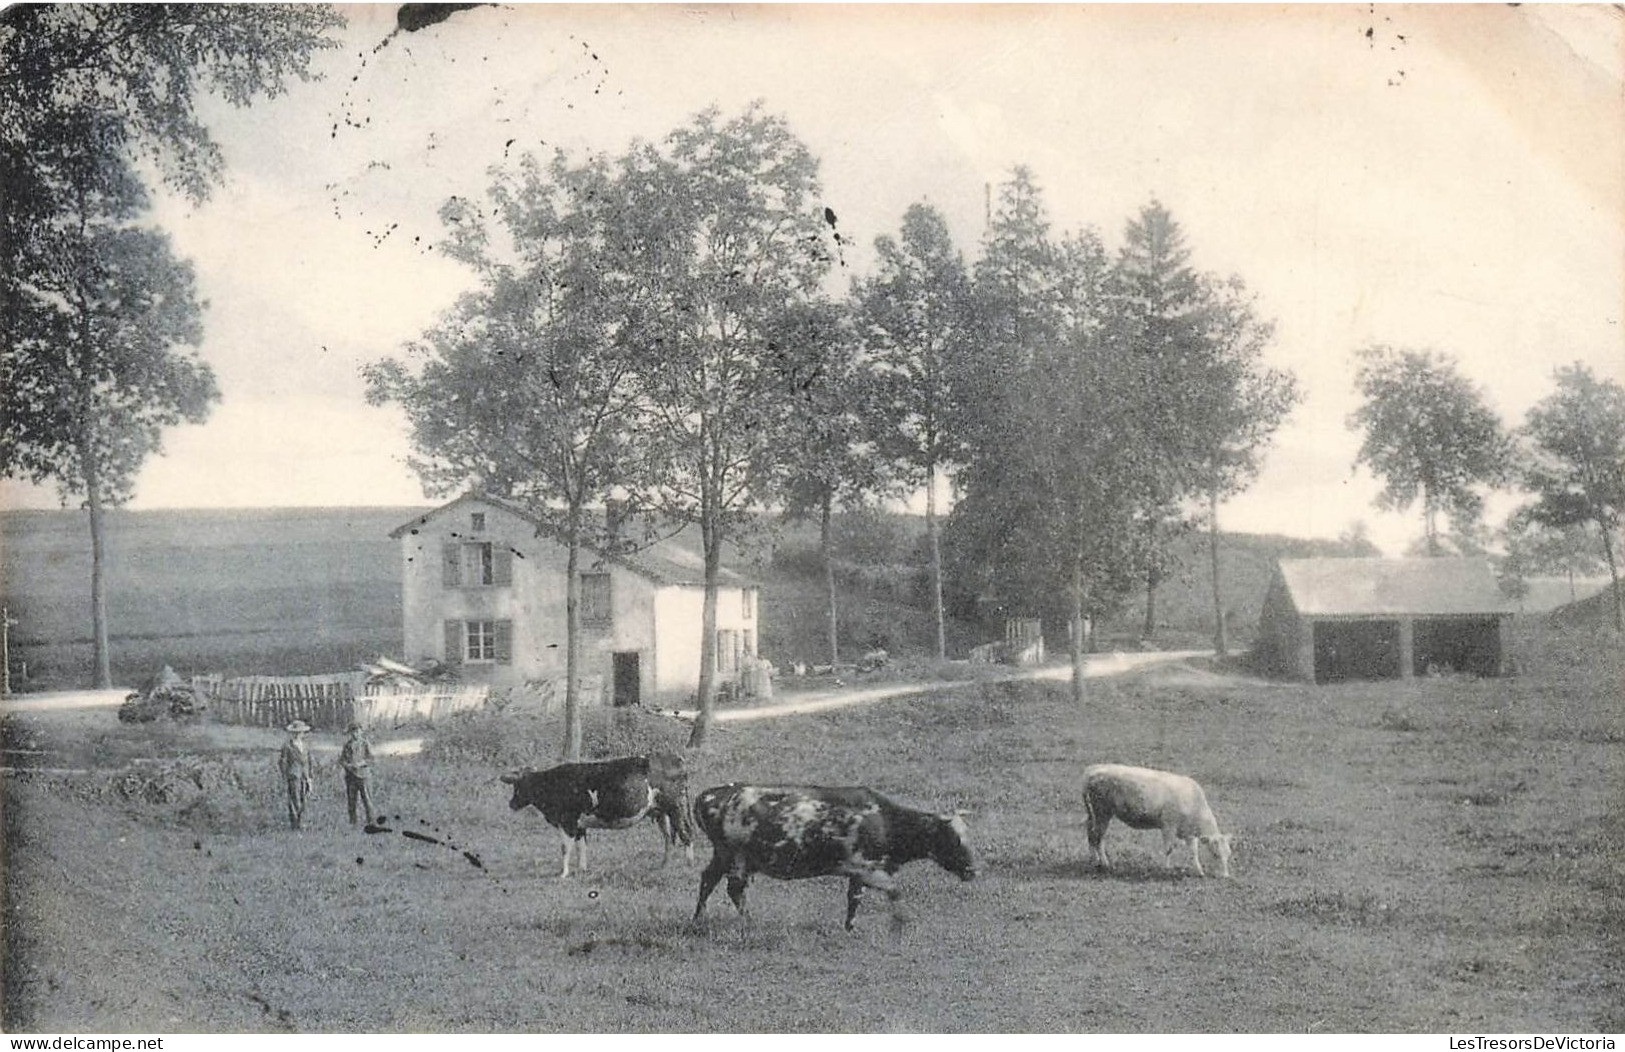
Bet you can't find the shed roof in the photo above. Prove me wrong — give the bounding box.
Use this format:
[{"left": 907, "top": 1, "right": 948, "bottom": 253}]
[
  {"left": 1277, "top": 557, "right": 1513, "bottom": 617},
  {"left": 389, "top": 493, "right": 750, "bottom": 588}
]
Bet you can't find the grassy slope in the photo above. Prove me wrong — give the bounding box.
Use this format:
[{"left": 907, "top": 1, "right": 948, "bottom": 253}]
[
  {"left": 1, "top": 508, "right": 416, "bottom": 689},
  {"left": 3, "top": 621, "right": 1619, "bottom": 1033}
]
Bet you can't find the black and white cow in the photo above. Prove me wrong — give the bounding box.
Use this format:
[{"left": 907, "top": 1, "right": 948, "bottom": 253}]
[
  {"left": 691, "top": 783, "right": 978, "bottom": 930},
  {"left": 501, "top": 753, "right": 693, "bottom": 877}
]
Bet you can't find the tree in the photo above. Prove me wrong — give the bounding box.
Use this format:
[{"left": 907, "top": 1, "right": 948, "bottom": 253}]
[
  {"left": 1348, "top": 345, "right": 1513, "bottom": 556},
  {"left": 1, "top": 6, "right": 342, "bottom": 687},
  {"left": 852, "top": 202, "right": 975, "bottom": 660},
  {"left": 1111, "top": 201, "right": 1209, "bottom": 643},
  {"left": 618, "top": 107, "right": 836, "bottom": 747},
  {"left": 0, "top": 174, "right": 212, "bottom": 689},
  {"left": 1499, "top": 511, "right": 1607, "bottom": 609},
  {"left": 366, "top": 150, "right": 651, "bottom": 760},
  {"left": 1190, "top": 275, "right": 1298, "bottom": 654},
  {"left": 1519, "top": 363, "right": 1625, "bottom": 631},
  {"left": 775, "top": 300, "right": 892, "bottom": 667},
  {"left": 952, "top": 174, "right": 1162, "bottom": 705}
]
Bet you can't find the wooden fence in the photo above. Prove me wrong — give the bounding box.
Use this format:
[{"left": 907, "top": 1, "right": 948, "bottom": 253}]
[
  {"left": 351, "top": 683, "right": 490, "bottom": 728},
  {"left": 193, "top": 673, "right": 489, "bottom": 730}
]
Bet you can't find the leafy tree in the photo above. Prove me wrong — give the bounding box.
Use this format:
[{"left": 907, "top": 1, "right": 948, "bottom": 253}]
[
  {"left": 1, "top": 174, "right": 212, "bottom": 689},
  {"left": 1348, "top": 345, "right": 1513, "bottom": 556},
  {"left": 852, "top": 202, "right": 975, "bottom": 660},
  {"left": 1519, "top": 363, "right": 1625, "bottom": 630},
  {"left": 1, "top": 6, "right": 341, "bottom": 687},
  {"left": 1110, "top": 201, "right": 1210, "bottom": 643},
  {"left": 952, "top": 174, "right": 1164, "bottom": 704},
  {"left": 366, "top": 151, "right": 649, "bottom": 759},
  {"left": 1499, "top": 511, "right": 1607, "bottom": 608},
  {"left": 617, "top": 107, "right": 836, "bottom": 747},
  {"left": 1189, "top": 275, "right": 1297, "bottom": 655},
  {"left": 1337, "top": 520, "right": 1381, "bottom": 557},
  {"left": 775, "top": 300, "right": 892, "bottom": 667}
]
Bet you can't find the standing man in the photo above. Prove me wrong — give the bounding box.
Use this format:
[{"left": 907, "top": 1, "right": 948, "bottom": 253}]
[
  {"left": 279, "top": 720, "right": 313, "bottom": 830},
  {"left": 339, "top": 720, "right": 376, "bottom": 827}
]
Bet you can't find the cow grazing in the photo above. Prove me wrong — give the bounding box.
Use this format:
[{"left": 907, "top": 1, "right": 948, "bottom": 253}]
[
  {"left": 1082, "top": 763, "right": 1232, "bottom": 878},
  {"left": 691, "top": 784, "right": 978, "bottom": 930},
  {"left": 500, "top": 753, "right": 693, "bottom": 877}
]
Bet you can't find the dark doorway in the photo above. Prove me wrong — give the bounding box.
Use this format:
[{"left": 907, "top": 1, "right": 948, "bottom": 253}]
[
  {"left": 1313, "top": 620, "right": 1401, "bottom": 683},
  {"left": 612, "top": 652, "right": 641, "bottom": 707},
  {"left": 1413, "top": 617, "right": 1502, "bottom": 677}
]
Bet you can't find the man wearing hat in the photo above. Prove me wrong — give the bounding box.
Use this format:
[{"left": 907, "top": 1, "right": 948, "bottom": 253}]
[
  {"left": 279, "top": 720, "right": 313, "bottom": 830},
  {"left": 338, "top": 720, "right": 376, "bottom": 827}
]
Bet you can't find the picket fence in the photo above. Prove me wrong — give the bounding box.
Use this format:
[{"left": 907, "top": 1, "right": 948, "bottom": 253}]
[{"left": 193, "top": 673, "right": 489, "bottom": 731}]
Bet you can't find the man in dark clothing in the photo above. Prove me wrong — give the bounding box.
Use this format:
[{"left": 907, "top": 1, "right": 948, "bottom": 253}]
[
  {"left": 279, "top": 720, "right": 313, "bottom": 830},
  {"left": 339, "top": 721, "right": 376, "bottom": 827}
]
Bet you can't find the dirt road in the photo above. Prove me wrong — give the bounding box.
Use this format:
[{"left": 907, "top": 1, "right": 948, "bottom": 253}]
[
  {"left": 1, "top": 650, "right": 1209, "bottom": 759},
  {"left": 679, "top": 649, "right": 1211, "bottom": 723}
]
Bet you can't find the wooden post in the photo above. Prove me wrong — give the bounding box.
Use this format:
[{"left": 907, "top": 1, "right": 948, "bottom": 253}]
[
  {"left": 1397, "top": 618, "right": 1415, "bottom": 679},
  {"left": 2, "top": 606, "right": 15, "bottom": 696}
]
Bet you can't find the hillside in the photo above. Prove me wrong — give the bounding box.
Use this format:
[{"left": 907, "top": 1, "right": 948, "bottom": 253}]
[
  {"left": 4, "top": 506, "right": 1373, "bottom": 691},
  {"left": 1, "top": 507, "right": 418, "bottom": 690}
]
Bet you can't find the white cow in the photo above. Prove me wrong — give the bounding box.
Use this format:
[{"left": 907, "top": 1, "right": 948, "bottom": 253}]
[{"left": 1082, "top": 763, "right": 1232, "bottom": 878}]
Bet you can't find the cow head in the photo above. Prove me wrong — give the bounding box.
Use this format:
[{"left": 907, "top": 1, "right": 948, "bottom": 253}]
[
  {"left": 933, "top": 812, "right": 979, "bottom": 881},
  {"left": 500, "top": 769, "right": 531, "bottom": 811},
  {"left": 1202, "top": 833, "right": 1233, "bottom": 878}
]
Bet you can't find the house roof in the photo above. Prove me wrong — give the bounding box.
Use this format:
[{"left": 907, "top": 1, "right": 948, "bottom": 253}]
[
  {"left": 1276, "top": 557, "right": 1513, "bottom": 617},
  {"left": 389, "top": 493, "right": 750, "bottom": 588}
]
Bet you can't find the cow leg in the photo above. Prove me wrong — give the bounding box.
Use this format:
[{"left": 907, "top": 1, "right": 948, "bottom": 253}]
[
  {"left": 841, "top": 866, "right": 899, "bottom": 931},
  {"left": 1188, "top": 837, "right": 1206, "bottom": 877},
  {"left": 1087, "top": 814, "right": 1110, "bottom": 869},
  {"left": 845, "top": 877, "right": 865, "bottom": 930},
  {"left": 693, "top": 854, "right": 728, "bottom": 923},
  {"left": 725, "top": 874, "right": 749, "bottom": 918}
]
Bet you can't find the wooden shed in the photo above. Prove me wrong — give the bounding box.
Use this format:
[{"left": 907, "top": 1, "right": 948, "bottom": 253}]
[{"left": 1255, "top": 558, "right": 1515, "bottom": 683}]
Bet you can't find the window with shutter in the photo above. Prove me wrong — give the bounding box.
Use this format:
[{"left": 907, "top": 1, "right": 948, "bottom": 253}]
[
  {"left": 444, "top": 620, "right": 462, "bottom": 662},
  {"left": 494, "top": 621, "right": 513, "bottom": 664},
  {"left": 716, "top": 629, "right": 740, "bottom": 673},
  {"left": 581, "top": 573, "right": 612, "bottom": 624},
  {"left": 447, "top": 542, "right": 506, "bottom": 587},
  {"left": 465, "top": 620, "right": 496, "bottom": 662}
]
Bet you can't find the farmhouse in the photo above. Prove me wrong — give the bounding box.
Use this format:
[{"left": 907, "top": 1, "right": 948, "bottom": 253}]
[
  {"left": 1254, "top": 557, "right": 1514, "bottom": 683},
  {"left": 390, "top": 494, "right": 759, "bottom": 706}
]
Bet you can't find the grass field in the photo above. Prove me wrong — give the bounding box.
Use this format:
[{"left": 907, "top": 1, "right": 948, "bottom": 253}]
[{"left": 3, "top": 620, "right": 1619, "bottom": 1033}]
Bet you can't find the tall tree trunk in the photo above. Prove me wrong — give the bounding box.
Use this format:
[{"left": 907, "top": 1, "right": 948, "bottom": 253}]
[
  {"left": 1209, "top": 482, "right": 1228, "bottom": 657},
  {"left": 821, "top": 492, "right": 838, "bottom": 667},
  {"left": 928, "top": 462, "right": 946, "bottom": 661},
  {"left": 1141, "top": 515, "right": 1160, "bottom": 641},
  {"left": 80, "top": 426, "right": 112, "bottom": 690},
  {"left": 688, "top": 512, "right": 722, "bottom": 749},
  {"left": 1069, "top": 552, "right": 1087, "bottom": 708},
  {"left": 562, "top": 504, "right": 584, "bottom": 761},
  {"left": 1598, "top": 519, "right": 1624, "bottom": 633}
]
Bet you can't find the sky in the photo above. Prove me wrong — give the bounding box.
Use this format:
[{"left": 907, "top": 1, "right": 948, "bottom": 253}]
[{"left": 3, "top": 2, "right": 1622, "bottom": 557}]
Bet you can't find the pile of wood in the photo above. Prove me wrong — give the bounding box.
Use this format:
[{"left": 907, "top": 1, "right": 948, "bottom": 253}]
[{"left": 118, "top": 665, "right": 205, "bottom": 723}]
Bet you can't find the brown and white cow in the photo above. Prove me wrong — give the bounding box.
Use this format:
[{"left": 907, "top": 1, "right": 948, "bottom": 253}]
[
  {"left": 1082, "top": 763, "right": 1232, "bottom": 878},
  {"left": 691, "top": 783, "right": 978, "bottom": 930},
  {"left": 501, "top": 753, "right": 692, "bottom": 877}
]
